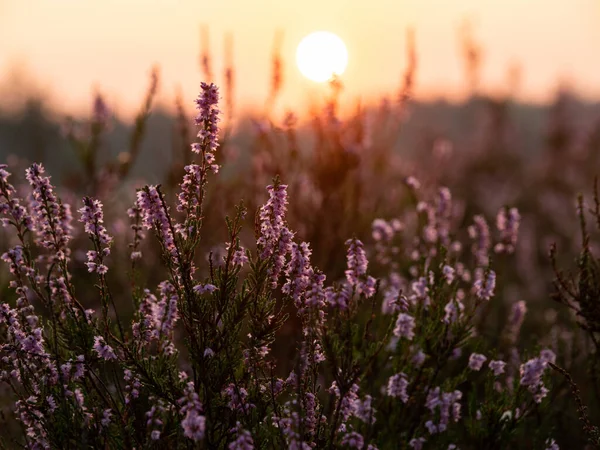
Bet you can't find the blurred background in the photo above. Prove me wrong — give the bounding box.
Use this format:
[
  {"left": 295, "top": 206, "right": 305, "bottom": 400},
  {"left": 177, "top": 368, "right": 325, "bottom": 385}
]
[{"left": 2, "top": 0, "right": 600, "bottom": 114}]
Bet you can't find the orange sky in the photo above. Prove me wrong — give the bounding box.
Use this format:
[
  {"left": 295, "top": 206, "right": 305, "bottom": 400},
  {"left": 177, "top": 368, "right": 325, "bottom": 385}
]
[{"left": 1, "top": 0, "right": 600, "bottom": 119}]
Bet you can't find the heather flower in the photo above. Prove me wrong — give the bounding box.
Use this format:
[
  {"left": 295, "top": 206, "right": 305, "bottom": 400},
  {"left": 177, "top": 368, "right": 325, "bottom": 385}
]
[
  {"left": 410, "top": 277, "right": 430, "bottom": 305},
  {"left": 193, "top": 283, "right": 217, "bottom": 295},
  {"left": 283, "top": 241, "right": 312, "bottom": 305},
  {"left": 495, "top": 207, "right": 520, "bottom": 254},
  {"left": 329, "top": 382, "right": 360, "bottom": 422},
  {"left": 386, "top": 373, "right": 409, "bottom": 402},
  {"left": 545, "top": 438, "right": 559, "bottom": 450},
  {"left": 489, "top": 360, "right": 506, "bottom": 376},
  {"left": 182, "top": 410, "right": 206, "bottom": 441},
  {"left": 425, "top": 388, "right": 462, "bottom": 433},
  {"left": 409, "top": 437, "right": 426, "bottom": 450},
  {"left": 194, "top": 82, "right": 220, "bottom": 161},
  {"left": 25, "top": 163, "right": 72, "bottom": 258},
  {"left": 506, "top": 300, "right": 527, "bottom": 343},
  {"left": 341, "top": 432, "right": 364, "bottom": 448},
  {"left": 226, "top": 241, "right": 249, "bottom": 267},
  {"left": 468, "top": 215, "right": 490, "bottom": 266},
  {"left": 443, "top": 298, "right": 464, "bottom": 324},
  {"left": 229, "top": 422, "right": 254, "bottom": 450},
  {"left": 0, "top": 164, "right": 33, "bottom": 232},
  {"left": 473, "top": 270, "right": 496, "bottom": 301},
  {"left": 93, "top": 336, "right": 117, "bottom": 360},
  {"left": 79, "top": 197, "right": 112, "bottom": 274},
  {"left": 412, "top": 348, "right": 427, "bottom": 366},
  {"left": 468, "top": 353, "right": 487, "bottom": 371},
  {"left": 372, "top": 218, "right": 394, "bottom": 241},
  {"left": 127, "top": 203, "right": 145, "bottom": 260},
  {"left": 353, "top": 395, "right": 376, "bottom": 424},
  {"left": 179, "top": 381, "right": 205, "bottom": 441},
  {"left": 540, "top": 348, "right": 556, "bottom": 364},
  {"left": 442, "top": 264, "right": 456, "bottom": 284},
  {"left": 344, "top": 238, "right": 377, "bottom": 297},
  {"left": 137, "top": 185, "right": 178, "bottom": 264},
  {"left": 101, "top": 408, "right": 112, "bottom": 427},
  {"left": 124, "top": 369, "right": 141, "bottom": 404},
  {"left": 257, "top": 182, "right": 294, "bottom": 288},
  {"left": 393, "top": 313, "right": 415, "bottom": 340},
  {"left": 520, "top": 356, "right": 550, "bottom": 403},
  {"left": 177, "top": 163, "right": 204, "bottom": 217},
  {"left": 224, "top": 383, "right": 254, "bottom": 413}
]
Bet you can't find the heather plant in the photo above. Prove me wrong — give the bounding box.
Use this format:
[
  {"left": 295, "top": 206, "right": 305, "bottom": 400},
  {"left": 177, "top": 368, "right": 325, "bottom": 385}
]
[{"left": 0, "top": 81, "right": 580, "bottom": 450}]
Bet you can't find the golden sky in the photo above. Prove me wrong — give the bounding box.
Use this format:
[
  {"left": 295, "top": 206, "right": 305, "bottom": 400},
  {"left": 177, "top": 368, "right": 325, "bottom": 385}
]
[{"left": 1, "top": 0, "right": 599, "bottom": 118}]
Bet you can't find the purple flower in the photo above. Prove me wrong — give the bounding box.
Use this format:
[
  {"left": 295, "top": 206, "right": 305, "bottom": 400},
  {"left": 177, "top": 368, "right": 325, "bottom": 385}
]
[
  {"left": 468, "top": 215, "right": 490, "bottom": 266},
  {"left": 193, "top": 283, "right": 217, "bottom": 295},
  {"left": 409, "top": 438, "right": 426, "bottom": 450},
  {"left": 468, "top": 353, "right": 487, "bottom": 371},
  {"left": 393, "top": 313, "right": 415, "bottom": 340},
  {"left": 473, "top": 270, "right": 496, "bottom": 301},
  {"left": 25, "top": 163, "right": 72, "bottom": 258},
  {"left": 136, "top": 186, "right": 178, "bottom": 264},
  {"left": 179, "top": 381, "right": 205, "bottom": 441},
  {"left": 228, "top": 422, "right": 254, "bottom": 450},
  {"left": 507, "top": 301, "right": 527, "bottom": 343},
  {"left": 372, "top": 219, "right": 394, "bottom": 242},
  {"left": 489, "top": 360, "right": 506, "bottom": 376},
  {"left": 93, "top": 336, "right": 117, "bottom": 360},
  {"left": 495, "top": 207, "right": 520, "bottom": 254},
  {"left": 193, "top": 82, "right": 220, "bottom": 173},
  {"left": 257, "top": 182, "right": 294, "bottom": 288},
  {"left": 386, "top": 373, "right": 409, "bottom": 402},
  {"left": 182, "top": 410, "right": 206, "bottom": 441},
  {"left": 520, "top": 355, "right": 550, "bottom": 403},
  {"left": 353, "top": 395, "right": 377, "bottom": 424},
  {"left": 0, "top": 164, "right": 34, "bottom": 232},
  {"left": 341, "top": 432, "right": 364, "bottom": 448},
  {"left": 283, "top": 241, "right": 312, "bottom": 306},
  {"left": 442, "top": 265, "right": 456, "bottom": 284},
  {"left": 177, "top": 164, "right": 203, "bottom": 217},
  {"left": 79, "top": 197, "right": 112, "bottom": 274}
]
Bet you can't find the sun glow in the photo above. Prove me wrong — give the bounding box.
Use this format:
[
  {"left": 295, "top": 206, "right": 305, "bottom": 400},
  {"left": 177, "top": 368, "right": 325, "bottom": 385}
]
[{"left": 296, "top": 31, "right": 348, "bottom": 83}]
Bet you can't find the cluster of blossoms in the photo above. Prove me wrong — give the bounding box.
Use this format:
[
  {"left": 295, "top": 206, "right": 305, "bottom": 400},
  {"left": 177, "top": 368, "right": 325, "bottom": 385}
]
[
  {"left": 179, "top": 380, "right": 206, "bottom": 441},
  {"left": 326, "top": 238, "right": 376, "bottom": 309},
  {"left": 473, "top": 269, "right": 496, "bottom": 301},
  {"left": 0, "top": 80, "right": 574, "bottom": 450},
  {"left": 0, "top": 164, "right": 33, "bottom": 231},
  {"left": 495, "top": 207, "right": 521, "bottom": 254},
  {"left": 79, "top": 196, "right": 112, "bottom": 274},
  {"left": 386, "top": 372, "right": 410, "bottom": 402},
  {"left": 25, "top": 163, "right": 73, "bottom": 261},
  {"left": 257, "top": 182, "right": 294, "bottom": 287},
  {"left": 193, "top": 82, "right": 220, "bottom": 168},
  {"left": 519, "top": 349, "right": 556, "bottom": 403},
  {"left": 468, "top": 215, "right": 491, "bottom": 266},
  {"left": 136, "top": 185, "right": 177, "bottom": 263},
  {"left": 424, "top": 387, "right": 463, "bottom": 434},
  {"left": 92, "top": 335, "right": 116, "bottom": 360}
]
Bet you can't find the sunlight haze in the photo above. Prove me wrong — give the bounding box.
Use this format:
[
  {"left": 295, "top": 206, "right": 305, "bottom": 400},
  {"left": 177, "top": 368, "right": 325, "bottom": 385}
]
[{"left": 1, "top": 0, "right": 599, "bottom": 118}]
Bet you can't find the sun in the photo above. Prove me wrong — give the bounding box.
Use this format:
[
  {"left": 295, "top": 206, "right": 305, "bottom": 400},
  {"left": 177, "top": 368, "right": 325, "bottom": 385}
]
[{"left": 296, "top": 31, "right": 348, "bottom": 83}]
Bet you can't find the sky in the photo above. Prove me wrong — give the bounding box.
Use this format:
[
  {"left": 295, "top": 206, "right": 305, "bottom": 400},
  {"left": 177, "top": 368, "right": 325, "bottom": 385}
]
[{"left": 1, "top": 0, "right": 600, "bottom": 119}]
